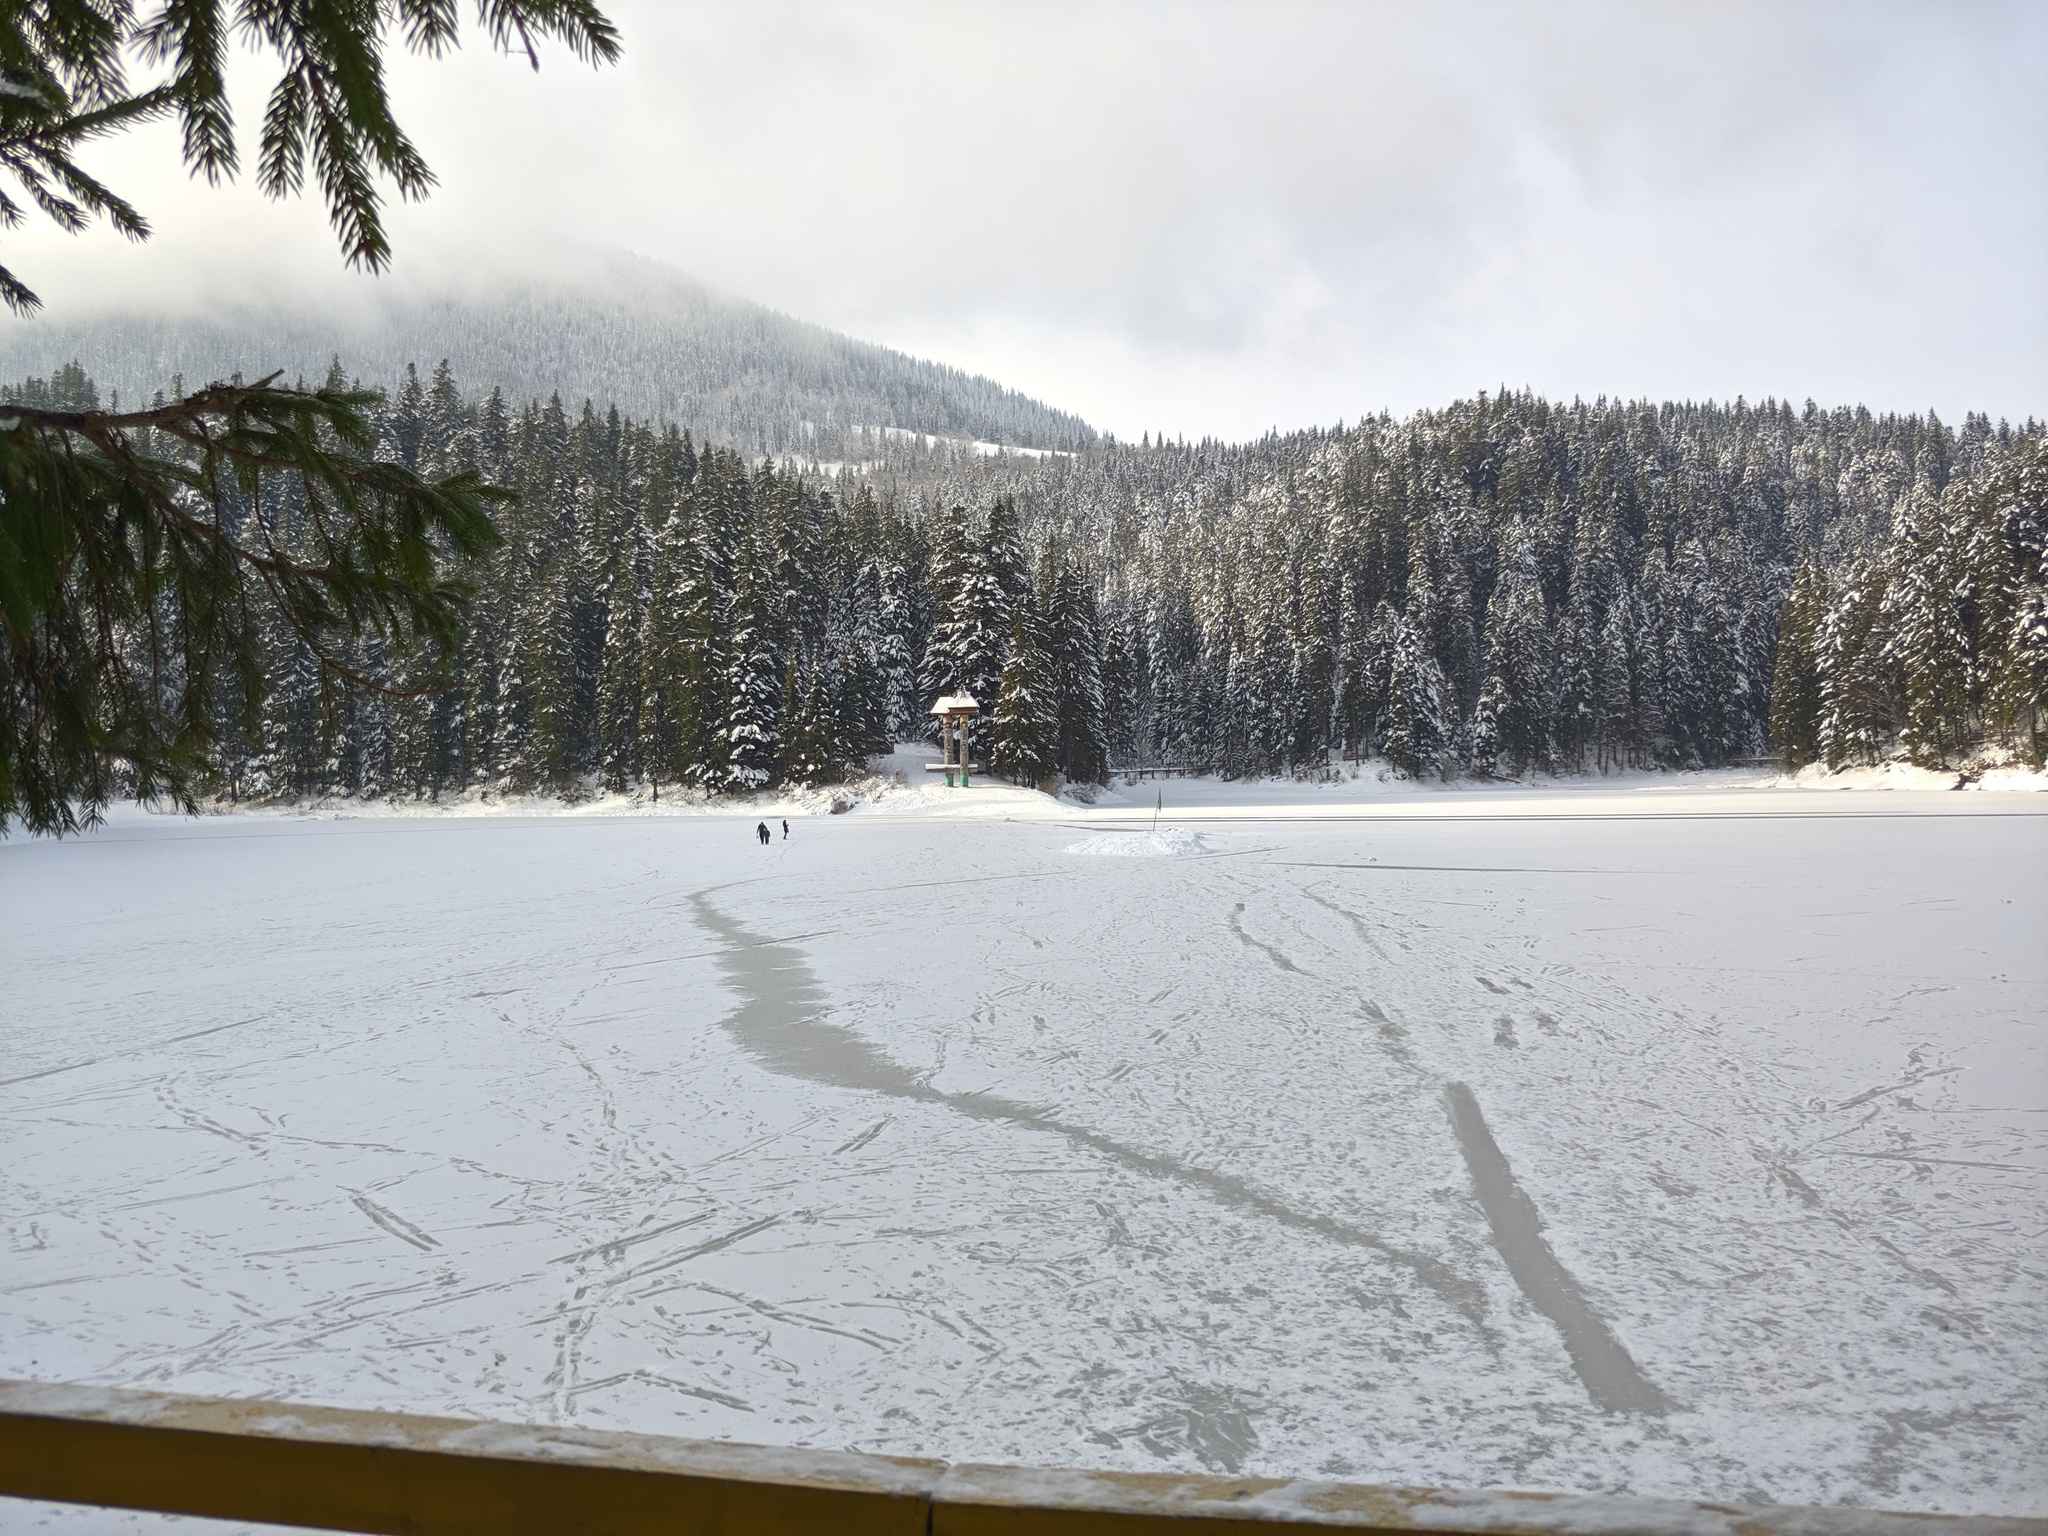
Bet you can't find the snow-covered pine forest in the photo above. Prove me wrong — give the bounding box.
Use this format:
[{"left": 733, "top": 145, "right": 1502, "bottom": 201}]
[{"left": 8, "top": 359, "right": 2043, "bottom": 801}]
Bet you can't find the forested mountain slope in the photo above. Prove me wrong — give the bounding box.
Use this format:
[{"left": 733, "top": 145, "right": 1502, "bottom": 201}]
[
  {"left": 10, "top": 357, "right": 2040, "bottom": 802},
  {"left": 0, "top": 253, "right": 1095, "bottom": 459},
  {"left": 890, "top": 393, "right": 2045, "bottom": 780}
]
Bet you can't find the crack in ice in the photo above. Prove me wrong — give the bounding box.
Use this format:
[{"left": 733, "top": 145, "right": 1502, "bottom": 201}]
[{"left": 686, "top": 891, "right": 1492, "bottom": 1332}]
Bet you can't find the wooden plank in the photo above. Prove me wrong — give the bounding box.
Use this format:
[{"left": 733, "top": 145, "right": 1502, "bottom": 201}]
[
  {"left": 3, "top": 1380, "right": 2042, "bottom": 1535},
  {"left": 0, "top": 1380, "right": 933, "bottom": 1536},
  {"left": 931, "top": 1462, "right": 2045, "bottom": 1535}
]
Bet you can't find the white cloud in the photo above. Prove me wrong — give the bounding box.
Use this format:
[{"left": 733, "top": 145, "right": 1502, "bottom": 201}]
[{"left": 6, "top": 0, "right": 2042, "bottom": 436}]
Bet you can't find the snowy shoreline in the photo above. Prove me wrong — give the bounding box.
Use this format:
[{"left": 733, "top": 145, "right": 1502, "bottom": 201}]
[{"left": 116, "top": 746, "right": 2048, "bottom": 833}]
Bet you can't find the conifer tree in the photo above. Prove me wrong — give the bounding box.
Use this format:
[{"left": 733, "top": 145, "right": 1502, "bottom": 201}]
[
  {"left": 1289, "top": 567, "right": 1339, "bottom": 769},
  {"left": 919, "top": 505, "right": 1010, "bottom": 753},
  {"left": 1476, "top": 533, "right": 1554, "bottom": 774},
  {"left": 1099, "top": 619, "right": 1140, "bottom": 764},
  {"left": 1044, "top": 552, "right": 1109, "bottom": 784},
  {"left": 723, "top": 534, "right": 781, "bottom": 792},
  {"left": 1382, "top": 610, "right": 1450, "bottom": 779},
  {"left": 986, "top": 495, "right": 1032, "bottom": 610},
  {"left": 1769, "top": 562, "right": 1828, "bottom": 769},
  {"left": 521, "top": 559, "right": 585, "bottom": 787},
  {"left": 1594, "top": 594, "right": 1639, "bottom": 771},
  {"left": 1817, "top": 561, "right": 1895, "bottom": 767},
  {"left": 596, "top": 519, "right": 649, "bottom": 791},
  {"left": 1553, "top": 605, "right": 1597, "bottom": 773},
  {"left": 1992, "top": 441, "right": 2048, "bottom": 763},
  {"left": 991, "top": 606, "right": 1059, "bottom": 786},
  {"left": 1892, "top": 495, "right": 1972, "bottom": 766},
  {"left": 779, "top": 659, "right": 836, "bottom": 787}
]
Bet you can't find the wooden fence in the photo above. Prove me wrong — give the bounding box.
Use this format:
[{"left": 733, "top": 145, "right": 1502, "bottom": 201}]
[{"left": 1, "top": 1379, "right": 2038, "bottom": 1536}]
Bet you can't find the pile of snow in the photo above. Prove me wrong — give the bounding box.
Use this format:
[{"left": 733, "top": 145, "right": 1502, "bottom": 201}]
[
  {"left": 1767, "top": 755, "right": 2048, "bottom": 793},
  {"left": 1065, "top": 827, "right": 1214, "bottom": 857}
]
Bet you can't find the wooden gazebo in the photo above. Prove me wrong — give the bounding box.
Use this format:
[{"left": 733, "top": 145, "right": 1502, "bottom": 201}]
[{"left": 927, "top": 693, "right": 980, "bottom": 787}]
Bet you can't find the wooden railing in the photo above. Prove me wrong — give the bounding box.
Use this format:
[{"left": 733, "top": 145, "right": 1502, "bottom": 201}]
[{"left": 1, "top": 1379, "right": 2039, "bottom": 1535}]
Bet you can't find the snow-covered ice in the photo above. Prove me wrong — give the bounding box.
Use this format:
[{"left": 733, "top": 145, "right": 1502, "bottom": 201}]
[
  {"left": 1065, "top": 828, "right": 1214, "bottom": 857},
  {"left": 2, "top": 774, "right": 2044, "bottom": 1530}
]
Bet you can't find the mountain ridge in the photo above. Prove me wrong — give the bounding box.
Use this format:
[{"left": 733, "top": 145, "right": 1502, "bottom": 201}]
[{"left": 0, "top": 251, "right": 1096, "bottom": 459}]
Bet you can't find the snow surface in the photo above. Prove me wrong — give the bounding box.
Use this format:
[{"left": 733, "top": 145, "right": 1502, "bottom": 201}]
[
  {"left": 1065, "top": 828, "right": 1214, "bottom": 858},
  {"left": 3, "top": 771, "right": 2044, "bottom": 1532}
]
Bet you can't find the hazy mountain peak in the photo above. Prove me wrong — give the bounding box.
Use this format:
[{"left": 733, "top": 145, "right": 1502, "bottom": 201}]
[{"left": 0, "top": 251, "right": 1097, "bottom": 459}]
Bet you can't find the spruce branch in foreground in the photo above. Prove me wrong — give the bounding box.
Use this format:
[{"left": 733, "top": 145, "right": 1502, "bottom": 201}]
[
  {"left": 1, "top": 0, "right": 622, "bottom": 313},
  {"left": 0, "top": 377, "right": 508, "bottom": 834}
]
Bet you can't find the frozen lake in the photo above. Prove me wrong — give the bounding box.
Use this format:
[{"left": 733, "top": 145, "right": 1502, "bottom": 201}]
[{"left": 4, "top": 776, "right": 2045, "bottom": 1525}]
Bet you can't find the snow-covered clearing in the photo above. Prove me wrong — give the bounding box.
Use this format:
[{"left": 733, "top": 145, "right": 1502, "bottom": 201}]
[{"left": 2, "top": 772, "right": 2044, "bottom": 1530}]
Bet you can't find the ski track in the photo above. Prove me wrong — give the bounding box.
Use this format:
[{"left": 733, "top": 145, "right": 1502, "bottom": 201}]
[{"left": 1, "top": 795, "right": 2043, "bottom": 1529}]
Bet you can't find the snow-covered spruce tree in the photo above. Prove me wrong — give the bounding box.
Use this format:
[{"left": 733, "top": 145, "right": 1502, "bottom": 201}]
[
  {"left": 1468, "top": 672, "right": 1508, "bottom": 778},
  {"left": 915, "top": 503, "right": 969, "bottom": 716},
  {"left": 1382, "top": 609, "right": 1451, "bottom": 780},
  {"left": 1992, "top": 439, "right": 2048, "bottom": 762},
  {"left": 824, "top": 560, "right": 886, "bottom": 769},
  {"left": 1099, "top": 618, "right": 1141, "bottom": 766},
  {"left": 1816, "top": 559, "right": 1896, "bottom": 768},
  {"left": 1044, "top": 551, "right": 1109, "bottom": 784},
  {"left": 1948, "top": 435, "right": 2041, "bottom": 760},
  {"left": 1665, "top": 538, "right": 1739, "bottom": 768},
  {"left": 778, "top": 658, "right": 836, "bottom": 787},
  {"left": 991, "top": 606, "right": 1060, "bottom": 786},
  {"left": 986, "top": 495, "right": 1032, "bottom": 612},
  {"left": 723, "top": 542, "right": 782, "bottom": 793},
  {"left": 1339, "top": 598, "right": 1397, "bottom": 762},
  {"left": 644, "top": 450, "right": 736, "bottom": 789},
  {"left": 919, "top": 505, "right": 1011, "bottom": 756},
  {"left": 1890, "top": 487, "right": 1973, "bottom": 767},
  {"left": 1561, "top": 513, "right": 1625, "bottom": 772},
  {"left": 382, "top": 364, "right": 427, "bottom": 471},
  {"left": 1769, "top": 561, "right": 1828, "bottom": 770},
  {"left": 1475, "top": 530, "right": 1554, "bottom": 775},
  {"left": 518, "top": 558, "right": 586, "bottom": 788},
  {"left": 384, "top": 675, "right": 439, "bottom": 797},
  {"left": 1632, "top": 546, "right": 1675, "bottom": 767},
  {"left": 868, "top": 556, "right": 920, "bottom": 741},
  {"left": 596, "top": 510, "right": 651, "bottom": 792},
  {"left": 422, "top": 361, "right": 474, "bottom": 480},
  {"left": 1552, "top": 603, "right": 1598, "bottom": 774},
  {"left": 830, "top": 642, "right": 892, "bottom": 768},
  {"left": 1288, "top": 564, "right": 1339, "bottom": 770},
  {"left": 1594, "top": 592, "right": 1641, "bottom": 772},
  {"left": 1225, "top": 595, "right": 1292, "bottom": 778},
  {"left": 255, "top": 618, "right": 334, "bottom": 799}
]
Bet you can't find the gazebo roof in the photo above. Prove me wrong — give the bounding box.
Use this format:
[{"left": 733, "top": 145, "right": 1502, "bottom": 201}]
[{"left": 929, "top": 692, "right": 981, "bottom": 715}]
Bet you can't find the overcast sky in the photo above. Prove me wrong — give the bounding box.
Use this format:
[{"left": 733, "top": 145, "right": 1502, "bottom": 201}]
[{"left": 8, "top": 0, "right": 2045, "bottom": 439}]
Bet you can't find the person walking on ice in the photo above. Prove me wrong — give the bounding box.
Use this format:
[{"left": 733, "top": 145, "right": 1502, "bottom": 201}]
[
  {"left": 756, "top": 821, "right": 770, "bottom": 845},
  {"left": 781, "top": 819, "right": 790, "bottom": 840}
]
